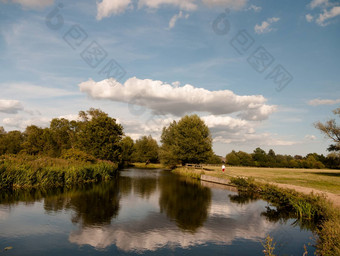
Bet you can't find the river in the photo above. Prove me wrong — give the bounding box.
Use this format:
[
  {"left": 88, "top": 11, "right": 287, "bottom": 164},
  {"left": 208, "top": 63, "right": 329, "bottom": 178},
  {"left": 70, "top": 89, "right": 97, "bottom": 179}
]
[{"left": 0, "top": 168, "right": 316, "bottom": 255}]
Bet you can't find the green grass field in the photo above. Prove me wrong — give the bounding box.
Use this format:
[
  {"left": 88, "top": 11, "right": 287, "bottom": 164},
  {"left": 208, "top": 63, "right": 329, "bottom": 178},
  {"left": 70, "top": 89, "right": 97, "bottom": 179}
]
[{"left": 180, "top": 166, "right": 340, "bottom": 194}]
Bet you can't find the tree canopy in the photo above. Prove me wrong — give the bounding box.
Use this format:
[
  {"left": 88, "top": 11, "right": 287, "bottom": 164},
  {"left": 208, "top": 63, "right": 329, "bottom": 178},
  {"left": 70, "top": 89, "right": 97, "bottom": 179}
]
[
  {"left": 132, "top": 135, "right": 159, "bottom": 163},
  {"left": 0, "top": 108, "right": 124, "bottom": 163},
  {"left": 160, "top": 115, "right": 213, "bottom": 167}
]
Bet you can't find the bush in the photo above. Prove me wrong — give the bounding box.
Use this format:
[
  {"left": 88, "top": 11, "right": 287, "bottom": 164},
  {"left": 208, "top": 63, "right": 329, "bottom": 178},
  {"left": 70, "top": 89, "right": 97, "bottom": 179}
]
[{"left": 61, "top": 148, "right": 96, "bottom": 163}]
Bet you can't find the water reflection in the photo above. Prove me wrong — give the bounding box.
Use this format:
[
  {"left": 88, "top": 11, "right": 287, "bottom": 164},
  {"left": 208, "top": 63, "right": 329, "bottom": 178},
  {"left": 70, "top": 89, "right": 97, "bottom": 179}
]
[
  {"left": 159, "top": 175, "right": 211, "bottom": 232},
  {"left": 0, "top": 169, "right": 316, "bottom": 255}
]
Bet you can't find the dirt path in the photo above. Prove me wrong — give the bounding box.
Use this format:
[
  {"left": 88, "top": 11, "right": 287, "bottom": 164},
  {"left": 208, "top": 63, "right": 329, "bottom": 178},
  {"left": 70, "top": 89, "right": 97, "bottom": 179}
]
[{"left": 270, "top": 182, "right": 340, "bottom": 209}]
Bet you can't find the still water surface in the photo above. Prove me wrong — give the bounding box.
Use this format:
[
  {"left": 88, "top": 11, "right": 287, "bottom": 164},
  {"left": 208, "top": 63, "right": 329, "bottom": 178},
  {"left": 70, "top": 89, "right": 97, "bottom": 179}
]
[{"left": 0, "top": 168, "right": 315, "bottom": 255}]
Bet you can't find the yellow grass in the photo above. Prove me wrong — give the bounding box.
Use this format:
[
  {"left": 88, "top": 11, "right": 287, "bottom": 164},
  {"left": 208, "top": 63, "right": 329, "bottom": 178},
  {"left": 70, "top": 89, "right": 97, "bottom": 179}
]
[{"left": 198, "top": 166, "right": 340, "bottom": 194}]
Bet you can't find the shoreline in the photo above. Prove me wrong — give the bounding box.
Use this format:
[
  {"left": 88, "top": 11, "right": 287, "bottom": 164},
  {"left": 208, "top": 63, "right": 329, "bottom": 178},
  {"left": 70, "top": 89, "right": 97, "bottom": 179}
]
[{"left": 172, "top": 167, "right": 340, "bottom": 255}]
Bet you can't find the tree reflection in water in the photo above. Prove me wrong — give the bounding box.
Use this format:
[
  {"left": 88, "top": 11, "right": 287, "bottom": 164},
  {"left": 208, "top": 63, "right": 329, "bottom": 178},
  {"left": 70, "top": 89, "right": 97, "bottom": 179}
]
[
  {"left": 119, "top": 175, "right": 157, "bottom": 199},
  {"left": 159, "top": 175, "right": 211, "bottom": 232},
  {"left": 43, "top": 180, "right": 121, "bottom": 227}
]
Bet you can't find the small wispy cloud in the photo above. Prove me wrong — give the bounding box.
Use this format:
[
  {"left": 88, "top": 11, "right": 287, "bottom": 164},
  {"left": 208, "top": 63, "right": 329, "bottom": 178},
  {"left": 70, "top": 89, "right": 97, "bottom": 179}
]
[
  {"left": 246, "top": 4, "right": 262, "bottom": 12},
  {"left": 168, "top": 11, "right": 189, "bottom": 29},
  {"left": 309, "top": 0, "right": 330, "bottom": 9},
  {"left": 305, "top": 134, "right": 317, "bottom": 141},
  {"left": 308, "top": 98, "right": 340, "bottom": 106},
  {"left": 254, "top": 17, "right": 280, "bottom": 34},
  {"left": 305, "top": 14, "right": 314, "bottom": 22}
]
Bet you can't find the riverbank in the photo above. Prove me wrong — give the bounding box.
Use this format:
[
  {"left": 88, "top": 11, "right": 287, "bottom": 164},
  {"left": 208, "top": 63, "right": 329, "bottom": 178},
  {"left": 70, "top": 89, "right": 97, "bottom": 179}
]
[
  {"left": 172, "top": 167, "right": 340, "bottom": 255},
  {"left": 0, "top": 154, "right": 118, "bottom": 189},
  {"left": 131, "top": 163, "right": 165, "bottom": 169}
]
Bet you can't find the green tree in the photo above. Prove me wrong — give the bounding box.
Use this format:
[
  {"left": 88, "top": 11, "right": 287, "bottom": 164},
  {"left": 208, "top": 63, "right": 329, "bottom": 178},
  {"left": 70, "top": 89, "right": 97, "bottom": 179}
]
[
  {"left": 315, "top": 108, "right": 340, "bottom": 152},
  {"left": 133, "top": 135, "right": 159, "bottom": 163},
  {"left": 77, "top": 108, "right": 123, "bottom": 162},
  {"left": 160, "top": 115, "right": 213, "bottom": 167},
  {"left": 0, "top": 126, "right": 6, "bottom": 155},
  {"left": 1, "top": 130, "right": 24, "bottom": 154},
  {"left": 120, "top": 136, "right": 135, "bottom": 164},
  {"left": 226, "top": 150, "right": 240, "bottom": 166},
  {"left": 252, "top": 147, "right": 268, "bottom": 167},
  {"left": 22, "top": 125, "right": 45, "bottom": 155},
  {"left": 206, "top": 154, "right": 223, "bottom": 164},
  {"left": 48, "top": 118, "right": 76, "bottom": 155}
]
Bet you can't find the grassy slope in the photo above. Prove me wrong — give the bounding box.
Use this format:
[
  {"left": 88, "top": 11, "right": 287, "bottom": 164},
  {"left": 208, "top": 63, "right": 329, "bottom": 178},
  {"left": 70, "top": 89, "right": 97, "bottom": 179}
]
[{"left": 196, "top": 166, "right": 340, "bottom": 194}]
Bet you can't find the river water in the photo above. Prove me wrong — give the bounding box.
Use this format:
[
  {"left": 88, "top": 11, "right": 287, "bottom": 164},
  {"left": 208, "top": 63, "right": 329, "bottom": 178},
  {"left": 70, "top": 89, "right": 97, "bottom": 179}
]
[{"left": 0, "top": 168, "right": 316, "bottom": 255}]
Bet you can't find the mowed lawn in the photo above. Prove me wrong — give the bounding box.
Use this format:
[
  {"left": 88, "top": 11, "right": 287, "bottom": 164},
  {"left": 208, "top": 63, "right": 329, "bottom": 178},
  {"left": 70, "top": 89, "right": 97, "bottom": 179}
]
[{"left": 202, "top": 166, "right": 340, "bottom": 194}]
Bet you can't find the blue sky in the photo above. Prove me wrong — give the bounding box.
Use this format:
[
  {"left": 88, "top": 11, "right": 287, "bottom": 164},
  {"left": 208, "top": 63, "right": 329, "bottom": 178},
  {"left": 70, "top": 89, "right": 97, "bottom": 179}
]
[{"left": 0, "top": 0, "right": 339, "bottom": 157}]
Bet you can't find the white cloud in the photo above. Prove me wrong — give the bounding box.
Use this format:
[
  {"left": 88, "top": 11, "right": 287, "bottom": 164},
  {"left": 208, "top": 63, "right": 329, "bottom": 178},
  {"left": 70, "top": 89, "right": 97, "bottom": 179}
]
[
  {"left": 2, "top": 116, "right": 50, "bottom": 129},
  {"left": 171, "top": 81, "right": 181, "bottom": 87},
  {"left": 214, "top": 133, "right": 297, "bottom": 146},
  {"left": 96, "top": 0, "right": 250, "bottom": 19},
  {"left": 168, "top": 11, "right": 189, "bottom": 29},
  {"left": 305, "top": 13, "right": 314, "bottom": 22},
  {"left": 305, "top": 135, "right": 317, "bottom": 141},
  {"left": 97, "top": 0, "right": 132, "bottom": 20},
  {"left": 202, "top": 0, "right": 247, "bottom": 10},
  {"left": 309, "top": 0, "right": 329, "bottom": 9},
  {"left": 308, "top": 98, "right": 340, "bottom": 106},
  {"left": 254, "top": 17, "right": 280, "bottom": 34},
  {"left": 306, "top": 0, "right": 340, "bottom": 26},
  {"left": 78, "top": 77, "right": 276, "bottom": 120},
  {"left": 138, "top": 0, "right": 197, "bottom": 11},
  {"left": 2, "top": 114, "right": 81, "bottom": 130},
  {"left": 2, "top": 0, "right": 54, "bottom": 9},
  {"left": 316, "top": 6, "right": 340, "bottom": 26},
  {"left": 246, "top": 4, "right": 261, "bottom": 12},
  {"left": 0, "top": 99, "right": 23, "bottom": 114}
]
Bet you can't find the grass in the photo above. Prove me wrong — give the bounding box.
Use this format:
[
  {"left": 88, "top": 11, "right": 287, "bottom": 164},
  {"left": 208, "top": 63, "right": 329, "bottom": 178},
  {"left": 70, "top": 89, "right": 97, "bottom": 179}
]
[
  {"left": 0, "top": 154, "right": 118, "bottom": 189},
  {"left": 172, "top": 167, "right": 204, "bottom": 179},
  {"left": 131, "top": 162, "right": 165, "bottom": 169},
  {"left": 196, "top": 166, "right": 340, "bottom": 194}
]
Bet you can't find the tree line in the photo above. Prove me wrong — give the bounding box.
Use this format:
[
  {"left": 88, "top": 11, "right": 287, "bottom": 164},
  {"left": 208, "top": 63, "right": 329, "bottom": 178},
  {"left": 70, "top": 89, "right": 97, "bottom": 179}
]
[
  {"left": 1, "top": 107, "right": 339, "bottom": 169},
  {"left": 0, "top": 109, "right": 216, "bottom": 167},
  {"left": 225, "top": 148, "right": 339, "bottom": 169}
]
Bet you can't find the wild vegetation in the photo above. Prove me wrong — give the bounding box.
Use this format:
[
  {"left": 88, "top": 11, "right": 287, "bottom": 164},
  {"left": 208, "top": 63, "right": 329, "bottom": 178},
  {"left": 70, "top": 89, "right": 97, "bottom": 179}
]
[
  {"left": 229, "top": 177, "right": 340, "bottom": 255},
  {"left": 0, "top": 154, "right": 118, "bottom": 189}
]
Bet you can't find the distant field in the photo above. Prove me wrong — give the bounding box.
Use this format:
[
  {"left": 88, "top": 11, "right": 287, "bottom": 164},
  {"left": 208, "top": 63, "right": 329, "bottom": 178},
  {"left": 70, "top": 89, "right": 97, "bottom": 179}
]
[{"left": 201, "top": 166, "right": 340, "bottom": 194}]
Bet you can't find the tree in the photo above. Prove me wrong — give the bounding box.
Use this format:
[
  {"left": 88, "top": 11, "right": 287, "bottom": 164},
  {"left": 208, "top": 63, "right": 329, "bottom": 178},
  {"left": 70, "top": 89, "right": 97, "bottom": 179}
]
[
  {"left": 77, "top": 108, "right": 123, "bottom": 162},
  {"left": 1, "top": 130, "right": 24, "bottom": 155},
  {"left": 237, "top": 151, "right": 254, "bottom": 166},
  {"left": 206, "top": 154, "right": 223, "bottom": 164},
  {"left": 315, "top": 108, "right": 340, "bottom": 152},
  {"left": 133, "top": 135, "right": 159, "bottom": 163},
  {"left": 22, "top": 125, "right": 45, "bottom": 155},
  {"left": 252, "top": 147, "right": 268, "bottom": 166},
  {"left": 120, "top": 136, "right": 135, "bottom": 164},
  {"left": 226, "top": 150, "right": 240, "bottom": 166},
  {"left": 160, "top": 115, "right": 213, "bottom": 167}
]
